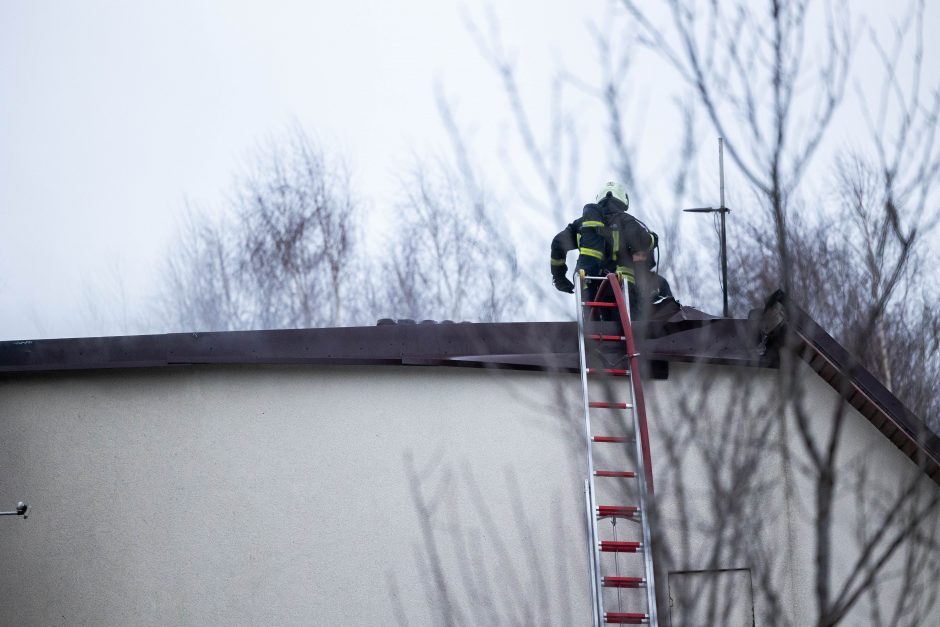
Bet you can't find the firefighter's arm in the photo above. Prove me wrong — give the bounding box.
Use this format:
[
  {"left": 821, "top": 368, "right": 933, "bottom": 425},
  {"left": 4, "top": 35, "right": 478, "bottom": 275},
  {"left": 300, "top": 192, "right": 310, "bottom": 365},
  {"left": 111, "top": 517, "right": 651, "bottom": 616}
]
[
  {"left": 550, "top": 223, "right": 577, "bottom": 274},
  {"left": 624, "top": 220, "right": 658, "bottom": 266},
  {"left": 550, "top": 223, "right": 577, "bottom": 292}
]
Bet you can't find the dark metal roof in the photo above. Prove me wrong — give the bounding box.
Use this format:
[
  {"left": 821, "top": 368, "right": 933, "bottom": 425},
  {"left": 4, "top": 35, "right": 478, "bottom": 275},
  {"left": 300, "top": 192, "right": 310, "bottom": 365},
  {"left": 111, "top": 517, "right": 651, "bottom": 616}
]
[
  {"left": 0, "top": 306, "right": 936, "bottom": 484},
  {"left": 0, "top": 315, "right": 770, "bottom": 374}
]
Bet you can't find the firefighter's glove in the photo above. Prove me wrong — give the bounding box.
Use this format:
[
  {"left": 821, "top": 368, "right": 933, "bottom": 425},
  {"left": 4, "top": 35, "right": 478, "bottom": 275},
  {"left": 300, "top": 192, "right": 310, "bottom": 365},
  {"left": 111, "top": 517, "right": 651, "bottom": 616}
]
[{"left": 553, "top": 275, "right": 575, "bottom": 294}]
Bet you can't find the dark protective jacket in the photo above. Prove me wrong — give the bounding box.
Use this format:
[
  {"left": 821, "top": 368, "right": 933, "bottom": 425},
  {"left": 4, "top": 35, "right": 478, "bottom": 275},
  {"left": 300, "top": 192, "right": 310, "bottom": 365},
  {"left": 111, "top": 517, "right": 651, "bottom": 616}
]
[{"left": 550, "top": 196, "right": 658, "bottom": 286}]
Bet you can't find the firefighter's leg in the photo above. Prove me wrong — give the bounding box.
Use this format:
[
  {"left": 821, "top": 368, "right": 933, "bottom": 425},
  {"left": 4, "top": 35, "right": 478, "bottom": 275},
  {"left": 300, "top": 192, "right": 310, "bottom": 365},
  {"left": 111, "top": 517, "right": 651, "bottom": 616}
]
[
  {"left": 626, "top": 280, "right": 639, "bottom": 319},
  {"left": 656, "top": 274, "right": 674, "bottom": 300},
  {"left": 582, "top": 277, "right": 610, "bottom": 321},
  {"left": 633, "top": 265, "right": 655, "bottom": 320}
]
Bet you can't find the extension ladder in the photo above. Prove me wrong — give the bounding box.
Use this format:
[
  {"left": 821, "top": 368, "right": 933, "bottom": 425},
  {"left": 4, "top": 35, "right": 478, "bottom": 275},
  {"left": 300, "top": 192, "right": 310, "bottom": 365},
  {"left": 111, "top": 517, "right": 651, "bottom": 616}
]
[{"left": 576, "top": 272, "right": 658, "bottom": 626}]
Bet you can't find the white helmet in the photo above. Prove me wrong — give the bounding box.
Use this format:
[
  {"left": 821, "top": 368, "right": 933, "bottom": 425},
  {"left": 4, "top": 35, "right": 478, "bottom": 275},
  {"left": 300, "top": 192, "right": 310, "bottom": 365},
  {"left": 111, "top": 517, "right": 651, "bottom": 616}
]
[{"left": 595, "top": 181, "right": 629, "bottom": 210}]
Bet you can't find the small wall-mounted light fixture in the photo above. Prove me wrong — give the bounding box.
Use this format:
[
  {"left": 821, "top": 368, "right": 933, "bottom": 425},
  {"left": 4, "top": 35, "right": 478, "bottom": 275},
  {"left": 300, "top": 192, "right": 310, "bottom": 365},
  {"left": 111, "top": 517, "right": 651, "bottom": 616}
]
[{"left": 1, "top": 501, "right": 29, "bottom": 519}]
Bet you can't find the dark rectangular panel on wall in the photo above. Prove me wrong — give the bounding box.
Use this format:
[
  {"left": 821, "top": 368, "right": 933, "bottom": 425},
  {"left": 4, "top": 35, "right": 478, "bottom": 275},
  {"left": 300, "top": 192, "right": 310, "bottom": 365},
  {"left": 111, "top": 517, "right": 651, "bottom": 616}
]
[{"left": 668, "top": 568, "right": 755, "bottom": 627}]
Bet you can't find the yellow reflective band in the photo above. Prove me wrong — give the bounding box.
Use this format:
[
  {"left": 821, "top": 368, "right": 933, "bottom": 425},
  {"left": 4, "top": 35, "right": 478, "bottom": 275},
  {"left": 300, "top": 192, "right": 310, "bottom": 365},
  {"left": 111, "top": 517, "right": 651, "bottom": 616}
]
[
  {"left": 550, "top": 258, "right": 566, "bottom": 266},
  {"left": 579, "top": 247, "right": 604, "bottom": 260},
  {"left": 616, "top": 265, "right": 635, "bottom": 284},
  {"left": 649, "top": 232, "right": 657, "bottom": 249},
  {"left": 582, "top": 220, "right": 605, "bottom": 228},
  {"left": 612, "top": 231, "right": 620, "bottom": 261}
]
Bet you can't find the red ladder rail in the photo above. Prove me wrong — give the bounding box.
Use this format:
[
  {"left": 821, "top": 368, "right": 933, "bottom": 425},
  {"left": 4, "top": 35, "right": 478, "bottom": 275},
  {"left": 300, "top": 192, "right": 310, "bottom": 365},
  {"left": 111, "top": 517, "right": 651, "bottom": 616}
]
[{"left": 589, "top": 274, "right": 655, "bottom": 494}]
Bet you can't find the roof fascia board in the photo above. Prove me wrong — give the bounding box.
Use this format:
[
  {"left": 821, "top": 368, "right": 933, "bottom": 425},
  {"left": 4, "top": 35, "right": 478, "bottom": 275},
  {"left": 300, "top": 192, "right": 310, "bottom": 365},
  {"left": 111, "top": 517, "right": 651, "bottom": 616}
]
[{"left": 792, "top": 306, "right": 940, "bottom": 484}]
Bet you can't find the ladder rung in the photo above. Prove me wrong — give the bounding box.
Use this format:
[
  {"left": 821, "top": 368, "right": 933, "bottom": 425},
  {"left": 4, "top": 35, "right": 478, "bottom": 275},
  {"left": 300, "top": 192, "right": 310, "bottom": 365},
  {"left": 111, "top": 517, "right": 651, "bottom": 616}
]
[
  {"left": 582, "top": 301, "right": 618, "bottom": 308},
  {"left": 603, "top": 576, "right": 645, "bottom": 588},
  {"left": 592, "top": 435, "right": 630, "bottom": 443},
  {"left": 597, "top": 505, "right": 639, "bottom": 519},
  {"left": 605, "top": 612, "right": 649, "bottom": 624},
  {"left": 594, "top": 470, "right": 637, "bottom": 478},
  {"left": 600, "top": 541, "right": 642, "bottom": 553},
  {"left": 587, "top": 334, "right": 626, "bottom": 342},
  {"left": 589, "top": 401, "right": 631, "bottom": 409},
  {"left": 587, "top": 368, "right": 631, "bottom": 377}
]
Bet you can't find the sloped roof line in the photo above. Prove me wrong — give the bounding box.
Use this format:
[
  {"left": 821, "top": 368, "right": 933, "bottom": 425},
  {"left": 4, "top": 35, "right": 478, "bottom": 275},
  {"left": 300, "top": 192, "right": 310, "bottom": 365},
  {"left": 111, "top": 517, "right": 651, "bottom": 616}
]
[{"left": 792, "top": 307, "right": 940, "bottom": 484}]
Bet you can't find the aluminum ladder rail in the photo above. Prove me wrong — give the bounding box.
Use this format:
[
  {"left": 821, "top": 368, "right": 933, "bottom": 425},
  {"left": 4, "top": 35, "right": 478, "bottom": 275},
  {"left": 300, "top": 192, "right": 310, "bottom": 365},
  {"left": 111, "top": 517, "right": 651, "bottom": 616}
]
[{"left": 576, "top": 271, "right": 658, "bottom": 626}]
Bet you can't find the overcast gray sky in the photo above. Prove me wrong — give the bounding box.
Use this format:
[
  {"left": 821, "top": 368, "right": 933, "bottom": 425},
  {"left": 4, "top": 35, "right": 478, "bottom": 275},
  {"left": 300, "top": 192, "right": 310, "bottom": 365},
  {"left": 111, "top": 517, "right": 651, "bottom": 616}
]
[{"left": 1, "top": 1, "right": 937, "bottom": 340}]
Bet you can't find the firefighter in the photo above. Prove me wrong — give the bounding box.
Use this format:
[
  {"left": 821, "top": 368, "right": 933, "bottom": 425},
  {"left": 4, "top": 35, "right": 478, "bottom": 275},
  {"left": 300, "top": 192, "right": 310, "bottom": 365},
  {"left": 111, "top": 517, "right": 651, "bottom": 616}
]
[{"left": 550, "top": 181, "right": 670, "bottom": 318}]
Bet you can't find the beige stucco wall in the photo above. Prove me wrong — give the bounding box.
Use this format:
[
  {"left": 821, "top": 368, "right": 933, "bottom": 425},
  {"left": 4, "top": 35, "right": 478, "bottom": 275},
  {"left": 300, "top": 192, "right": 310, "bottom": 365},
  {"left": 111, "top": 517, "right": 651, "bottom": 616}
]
[
  {"left": 0, "top": 365, "right": 591, "bottom": 626},
  {"left": 644, "top": 360, "right": 939, "bottom": 626},
  {"left": 1, "top": 360, "right": 936, "bottom": 625}
]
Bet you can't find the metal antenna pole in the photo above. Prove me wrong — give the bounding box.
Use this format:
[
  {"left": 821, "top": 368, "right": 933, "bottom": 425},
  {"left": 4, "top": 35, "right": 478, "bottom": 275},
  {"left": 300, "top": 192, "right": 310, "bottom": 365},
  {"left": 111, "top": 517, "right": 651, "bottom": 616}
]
[
  {"left": 719, "top": 139, "right": 729, "bottom": 318},
  {"left": 682, "top": 138, "right": 732, "bottom": 317},
  {"left": 719, "top": 138, "right": 725, "bottom": 207}
]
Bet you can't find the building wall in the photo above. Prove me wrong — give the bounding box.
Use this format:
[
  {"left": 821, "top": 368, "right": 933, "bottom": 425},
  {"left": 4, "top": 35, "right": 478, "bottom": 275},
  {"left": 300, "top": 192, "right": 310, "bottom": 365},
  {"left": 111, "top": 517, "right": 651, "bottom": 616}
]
[
  {"left": 1, "top": 361, "right": 936, "bottom": 625},
  {"left": 0, "top": 365, "right": 591, "bottom": 626},
  {"left": 644, "top": 361, "right": 939, "bottom": 626}
]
